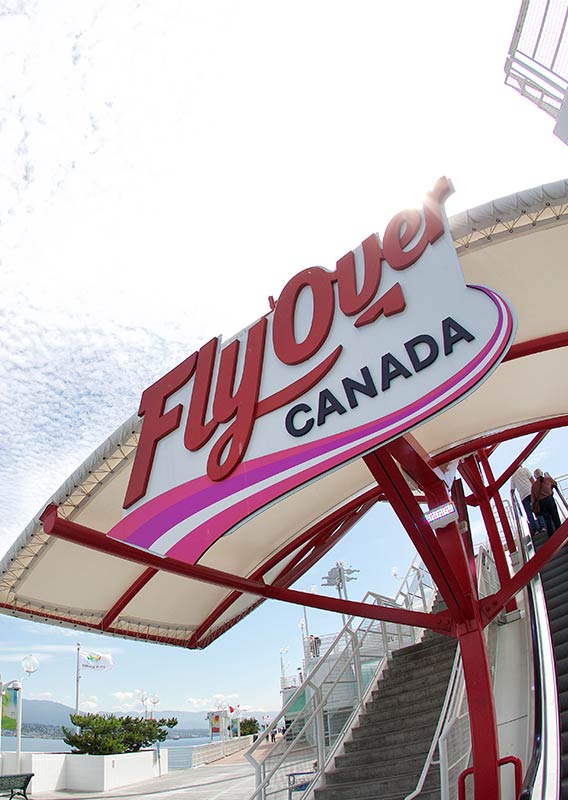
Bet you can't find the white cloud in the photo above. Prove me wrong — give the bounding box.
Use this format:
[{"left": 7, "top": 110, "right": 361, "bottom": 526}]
[
  {"left": 187, "top": 693, "right": 240, "bottom": 711},
  {"left": 110, "top": 690, "right": 145, "bottom": 712},
  {"left": 80, "top": 695, "right": 98, "bottom": 711},
  {"left": 27, "top": 691, "right": 54, "bottom": 701}
]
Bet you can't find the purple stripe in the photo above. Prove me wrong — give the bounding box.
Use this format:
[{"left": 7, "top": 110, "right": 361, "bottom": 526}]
[{"left": 110, "top": 288, "right": 511, "bottom": 548}]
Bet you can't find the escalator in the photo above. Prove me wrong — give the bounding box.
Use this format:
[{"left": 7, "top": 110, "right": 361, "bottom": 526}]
[{"left": 536, "top": 531, "right": 568, "bottom": 800}]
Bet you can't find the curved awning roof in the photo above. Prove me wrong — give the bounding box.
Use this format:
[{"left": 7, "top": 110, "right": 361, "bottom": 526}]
[{"left": 2, "top": 179, "right": 567, "bottom": 648}]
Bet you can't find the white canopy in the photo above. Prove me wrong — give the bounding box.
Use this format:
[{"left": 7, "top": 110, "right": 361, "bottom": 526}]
[{"left": 2, "top": 179, "right": 567, "bottom": 648}]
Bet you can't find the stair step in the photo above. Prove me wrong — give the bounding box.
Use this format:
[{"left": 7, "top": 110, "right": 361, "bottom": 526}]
[
  {"left": 371, "top": 669, "right": 450, "bottom": 701},
  {"left": 326, "top": 753, "right": 426, "bottom": 785},
  {"left": 315, "top": 767, "right": 440, "bottom": 800},
  {"left": 545, "top": 595, "right": 568, "bottom": 621},
  {"left": 551, "top": 626, "right": 568, "bottom": 649},
  {"left": 337, "top": 731, "right": 432, "bottom": 768},
  {"left": 392, "top": 636, "right": 455, "bottom": 660},
  {"left": 385, "top": 647, "right": 457, "bottom": 677},
  {"left": 540, "top": 578, "right": 568, "bottom": 603},
  {"left": 352, "top": 708, "right": 439, "bottom": 737},
  {"left": 344, "top": 720, "right": 436, "bottom": 756},
  {"left": 365, "top": 686, "right": 449, "bottom": 717}
]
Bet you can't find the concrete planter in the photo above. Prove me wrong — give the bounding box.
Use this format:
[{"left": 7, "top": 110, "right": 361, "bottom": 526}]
[{"left": 1, "top": 748, "right": 168, "bottom": 793}]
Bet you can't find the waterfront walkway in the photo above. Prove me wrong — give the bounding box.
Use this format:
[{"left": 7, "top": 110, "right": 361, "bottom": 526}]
[{"left": 33, "top": 741, "right": 272, "bottom": 800}]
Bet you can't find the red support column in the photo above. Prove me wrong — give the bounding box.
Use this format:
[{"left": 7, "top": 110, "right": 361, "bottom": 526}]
[
  {"left": 458, "top": 619, "right": 501, "bottom": 799},
  {"left": 459, "top": 457, "right": 512, "bottom": 593},
  {"left": 477, "top": 451, "right": 516, "bottom": 554},
  {"left": 368, "top": 441, "right": 501, "bottom": 798},
  {"left": 363, "top": 449, "right": 471, "bottom": 620}
]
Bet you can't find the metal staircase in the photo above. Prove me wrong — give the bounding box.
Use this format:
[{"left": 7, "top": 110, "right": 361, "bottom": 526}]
[
  {"left": 314, "top": 630, "right": 457, "bottom": 800},
  {"left": 246, "top": 546, "right": 502, "bottom": 800}
]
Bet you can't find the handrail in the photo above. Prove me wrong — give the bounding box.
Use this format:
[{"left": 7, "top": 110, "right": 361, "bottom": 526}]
[
  {"left": 247, "top": 591, "right": 392, "bottom": 762},
  {"left": 402, "top": 545, "right": 494, "bottom": 800},
  {"left": 511, "top": 491, "right": 560, "bottom": 800},
  {"left": 247, "top": 623, "right": 390, "bottom": 800},
  {"left": 458, "top": 756, "right": 523, "bottom": 800},
  {"left": 403, "top": 644, "right": 461, "bottom": 800},
  {"left": 246, "top": 557, "right": 434, "bottom": 800}
]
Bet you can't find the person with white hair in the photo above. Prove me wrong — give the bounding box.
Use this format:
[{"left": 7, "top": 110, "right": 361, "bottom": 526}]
[
  {"left": 511, "top": 464, "right": 546, "bottom": 535},
  {"left": 531, "top": 469, "right": 561, "bottom": 538}
]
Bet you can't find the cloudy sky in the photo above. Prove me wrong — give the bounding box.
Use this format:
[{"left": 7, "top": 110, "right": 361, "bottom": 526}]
[{"left": 1, "top": 0, "right": 567, "bottom": 717}]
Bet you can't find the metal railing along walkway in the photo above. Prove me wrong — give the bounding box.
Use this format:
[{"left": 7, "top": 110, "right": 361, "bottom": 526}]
[{"left": 245, "top": 557, "right": 436, "bottom": 800}]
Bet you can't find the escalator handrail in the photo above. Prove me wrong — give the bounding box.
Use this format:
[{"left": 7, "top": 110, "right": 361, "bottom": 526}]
[{"left": 511, "top": 491, "right": 560, "bottom": 799}]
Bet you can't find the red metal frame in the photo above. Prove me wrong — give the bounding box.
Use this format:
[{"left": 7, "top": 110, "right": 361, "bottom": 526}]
[
  {"left": 38, "top": 401, "right": 568, "bottom": 799},
  {"left": 363, "top": 448, "right": 471, "bottom": 621},
  {"left": 431, "top": 415, "right": 568, "bottom": 467},
  {"left": 189, "top": 496, "right": 377, "bottom": 647},
  {"left": 458, "top": 756, "right": 522, "bottom": 800},
  {"left": 39, "top": 505, "right": 453, "bottom": 635},
  {"left": 503, "top": 330, "right": 568, "bottom": 362}
]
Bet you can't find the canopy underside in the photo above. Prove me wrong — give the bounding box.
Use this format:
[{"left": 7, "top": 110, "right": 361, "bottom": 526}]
[{"left": 3, "top": 180, "right": 567, "bottom": 648}]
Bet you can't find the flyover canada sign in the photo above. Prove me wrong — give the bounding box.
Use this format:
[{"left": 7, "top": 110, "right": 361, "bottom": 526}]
[{"left": 109, "top": 178, "right": 515, "bottom": 563}]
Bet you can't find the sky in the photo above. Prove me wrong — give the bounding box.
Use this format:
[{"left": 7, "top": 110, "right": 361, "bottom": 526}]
[{"left": 1, "top": 0, "right": 567, "bottom": 720}]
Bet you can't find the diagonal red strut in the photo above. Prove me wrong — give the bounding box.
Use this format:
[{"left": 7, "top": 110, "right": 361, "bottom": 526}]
[{"left": 40, "top": 504, "right": 453, "bottom": 635}]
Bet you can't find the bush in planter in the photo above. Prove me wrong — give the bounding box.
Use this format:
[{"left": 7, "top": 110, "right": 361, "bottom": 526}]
[
  {"left": 239, "top": 717, "right": 260, "bottom": 736},
  {"left": 62, "top": 713, "right": 178, "bottom": 755}
]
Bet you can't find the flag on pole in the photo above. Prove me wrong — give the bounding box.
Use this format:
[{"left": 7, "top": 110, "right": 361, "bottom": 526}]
[{"left": 79, "top": 649, "right": 113, "bottom": 671}]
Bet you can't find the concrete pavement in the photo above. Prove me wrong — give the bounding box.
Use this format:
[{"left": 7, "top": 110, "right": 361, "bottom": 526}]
[{"left": 32, "top": 740, "right": 273, "bottom": 800}]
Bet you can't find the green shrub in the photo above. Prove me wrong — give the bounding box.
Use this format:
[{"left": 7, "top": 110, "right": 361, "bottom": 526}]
[
  {"left": 62, "top": 714, "right": 178, "bottom": 755},
  {"left": 239, "top": 717, "right": 260, "bottom": 736}
]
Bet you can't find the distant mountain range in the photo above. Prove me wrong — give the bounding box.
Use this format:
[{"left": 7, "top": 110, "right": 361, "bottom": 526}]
[{"left": 21, "top": 700, "right": 279, "bottom": 729}]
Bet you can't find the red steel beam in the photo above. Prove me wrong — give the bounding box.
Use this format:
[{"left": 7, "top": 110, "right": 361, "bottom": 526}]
[
  {"left": 503, "top": 331, "right": 568, "bottom": 362},
  {"left": 189, "top": 496, "right": 378, "bottom": 647},
  {"left": 189, "top": 506, "right": 361, "bottom": 647},
  {"left": 481, "top": 517, "right": 568, "bottom": 625},
  {"left": 101, "top": 567, "right": 158, "bottom": 630},
  {"left": 477, "top": 451, "right": 516, "bottom": 554},
  {"left": 431, "top": 415, "right": 568, "bottom": 469},
  {"left": 363, "top": 449, "right": 470, "bottom": 621},
  {"left": 487, "top": 431, "right": 549, "bottom": 495},
  {"left": 387, "top": 434, "right": 448, "bottom": 507},
  {"left": 458, "top": 457, "right": 512, "bottom": 592},
  {"left": 40, "top": 505, "right": 453, "bottom": 634}
]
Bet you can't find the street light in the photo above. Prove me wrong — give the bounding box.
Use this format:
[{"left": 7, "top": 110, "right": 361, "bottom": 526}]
[
  {"left": 279, "top": 647, "right": 288, "bottom": 686},
  {"left": 149, "top": 694, "right": 160, "bottom": 719},
  {"left": 322, "top": 562, "right": 359, "bottom": 628},
  {"left": 0, "top": 655, "right": 40, "bottom": 770},
  {"left": 137, "top": 690, "right": 150, "bottom": 719},
  {"left": 21, "top": 656, "right": 39, "bottom": 677},
  {"left": 300, "top": 585, "right": 317, "bottom": 639}
]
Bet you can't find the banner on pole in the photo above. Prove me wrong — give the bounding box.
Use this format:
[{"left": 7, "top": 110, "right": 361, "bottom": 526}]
[
  {"left": 2, "top": 687, "right": 17, "bottom": 731},
  {"left": 79, "top": 649, "right": 113, "bottom": 671}
]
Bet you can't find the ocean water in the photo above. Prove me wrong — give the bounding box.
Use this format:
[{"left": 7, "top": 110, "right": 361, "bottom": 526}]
[{"left": 0, "top": 735, "right": 212, "bottom": 752}]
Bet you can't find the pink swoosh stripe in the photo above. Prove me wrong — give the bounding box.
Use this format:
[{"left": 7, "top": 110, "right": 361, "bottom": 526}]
[{"left": 109, "top": 287, "right": 512, "bottom": 560}]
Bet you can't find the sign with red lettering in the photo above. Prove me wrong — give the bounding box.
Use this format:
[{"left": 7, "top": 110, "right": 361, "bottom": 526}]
[{"left": 109, "top": 178, "right": 515, "bottom": 563}]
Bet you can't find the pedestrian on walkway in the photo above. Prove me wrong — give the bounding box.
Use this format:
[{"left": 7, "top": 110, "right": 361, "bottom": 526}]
[{"left": 531, "top": 469, "right": 561, "bottom": 538}]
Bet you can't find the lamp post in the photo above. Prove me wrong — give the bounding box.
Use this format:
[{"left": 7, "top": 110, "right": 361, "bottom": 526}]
[
  {"left": 149, "top": 694, "right": 159, "bottom": 719},
  {"left": 322, "top": 562, "right": 359, "bottom": 628},
  {"left": 279, "top": 647, "right": 288, "bottom": 687},
  {"left": 0, "top": 655, "right": 40, "bottom": 770},
  {"left": 137, "top": 690, "right": 149, "bottom": 719},
  {"left": 298, "top": 618, "right": 306, "bottom": 662}
]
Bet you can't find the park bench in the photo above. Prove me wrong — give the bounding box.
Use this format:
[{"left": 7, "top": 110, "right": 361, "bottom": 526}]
[{"left": 0, "top": 773, "right": 34, "bottom": 800}]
